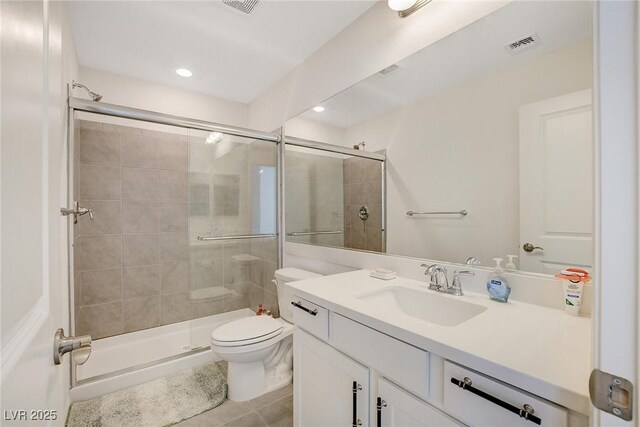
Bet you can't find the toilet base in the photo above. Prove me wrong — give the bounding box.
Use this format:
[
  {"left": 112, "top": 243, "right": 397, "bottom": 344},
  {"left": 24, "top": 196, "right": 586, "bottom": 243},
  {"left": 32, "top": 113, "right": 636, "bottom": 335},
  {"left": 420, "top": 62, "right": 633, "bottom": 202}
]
[{"left": 226, "top": 360, "right": 292, "bottom": 402}]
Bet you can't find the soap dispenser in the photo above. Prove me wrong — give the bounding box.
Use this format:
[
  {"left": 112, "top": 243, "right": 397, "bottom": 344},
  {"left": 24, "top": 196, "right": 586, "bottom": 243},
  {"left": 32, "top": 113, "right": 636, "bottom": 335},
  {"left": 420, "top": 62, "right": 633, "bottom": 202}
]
[{"left": 486, "top": 258, "right": 511, "bottom": 303}]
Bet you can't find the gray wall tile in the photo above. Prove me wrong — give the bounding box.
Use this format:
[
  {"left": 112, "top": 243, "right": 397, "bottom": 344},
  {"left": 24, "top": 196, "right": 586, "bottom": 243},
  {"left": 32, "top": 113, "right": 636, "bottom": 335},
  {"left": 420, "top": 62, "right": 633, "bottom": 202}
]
[
  {"left": 159, "top": 171, "right": 188, "bottom": 201},
  {"left": 159, "top": 202, "right": 188, "bottom": 231},
  {"left": 80, "top": 268, "right": 123, "bottom": 305},
  {"left": 161, "top": 292, "right": 190, "bottom": 325},
  {"left": 159, "top": 139, "right": 188, "bottom": 171},
  {"left": 123, "top": 233, "right": 159, "bottom": 266},
  {"left": 123, "top": 200, "right": 160, "bottom": 233},
  {"left": 161, "top": 262, "right": 189, "bottom": 294},
  {"left": 123, "top": 296, "right": 160, "bottom": 332},
  {"left": 79, "top": 164, "right": 121, "bottom": 200},
  {"left": 123, "top": 264, "right": 161, "bottom": 299},
  {"left": 122, "top": 134, "right": 159, "bottom": 169},
  {"left": 76, "top": 302, "right": 123, "bottom": 339},
  {"left": 79, "top": 128, "right": 121, "bottom": 166},
  {"left": 122, "top": 168, "right": 159, "bottom": 201},
  {"left": 76, "top": 235, "right": 122, "bottom": 271},
  {"left": 160, "top": 232, "right": 188, "bottom": 262}
]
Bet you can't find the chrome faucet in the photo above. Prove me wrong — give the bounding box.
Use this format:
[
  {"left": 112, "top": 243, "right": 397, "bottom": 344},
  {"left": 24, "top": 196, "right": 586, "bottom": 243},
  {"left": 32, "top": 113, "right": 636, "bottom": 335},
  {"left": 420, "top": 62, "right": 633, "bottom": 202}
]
[
  {"left": 61, "top": 201, "right": 93, "bottom": 224},
  {"left": 421, "top": 263, "right": 449, "bottom": 292},
  {"left": 450, "top": 270, "right": 475, "bottom": 296}
]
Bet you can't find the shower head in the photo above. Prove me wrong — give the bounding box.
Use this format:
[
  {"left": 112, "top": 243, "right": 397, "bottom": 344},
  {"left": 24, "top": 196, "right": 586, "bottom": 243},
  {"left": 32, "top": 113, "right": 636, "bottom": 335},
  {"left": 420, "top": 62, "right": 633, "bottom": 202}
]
[
  {"left": 72, "top": 80, "right": 102, "bottom": 102},
  {"left": 353, "top": 141, "right": 366, "bottom": 150}
]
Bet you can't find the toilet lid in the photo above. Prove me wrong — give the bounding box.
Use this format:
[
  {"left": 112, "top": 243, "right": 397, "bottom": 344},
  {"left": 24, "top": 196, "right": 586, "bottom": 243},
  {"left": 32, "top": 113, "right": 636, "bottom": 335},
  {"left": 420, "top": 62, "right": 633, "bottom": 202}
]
[{"left": 211, "top": 316, "right": 283, "bottom": 346}]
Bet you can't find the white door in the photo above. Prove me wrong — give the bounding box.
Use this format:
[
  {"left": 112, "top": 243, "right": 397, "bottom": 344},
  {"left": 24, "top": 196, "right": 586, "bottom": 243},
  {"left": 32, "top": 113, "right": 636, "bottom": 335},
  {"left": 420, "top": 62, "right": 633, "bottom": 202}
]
[
  {"left": 1, "top": 1, "right": 69, "bottom": 424},
  {"left": 377, "top": 378, "right": 461, "bottom": 427},
  {"left": 293, "top": 328, "right": 369, "bottom": 427},
  {"left": 591, "top": 2, "right": 639, "bottom": 426},
  {"left": 519, "top": 90, "right": 593, "bottom": 274}
]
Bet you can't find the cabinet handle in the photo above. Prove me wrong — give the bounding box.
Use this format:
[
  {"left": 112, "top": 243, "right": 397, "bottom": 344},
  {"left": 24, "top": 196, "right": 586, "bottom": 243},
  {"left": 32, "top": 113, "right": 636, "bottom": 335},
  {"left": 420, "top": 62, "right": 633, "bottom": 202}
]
[
  {"left": 450, "top": 377, "right": 541, "bottom": 425},
  {"left": 291, "top": 301, "right": 318, "bottom": 316},
  {"left": 376, "top": 397, "right": 387, "bottom": 427},
  {"left": 352, "top": 381, "right": 362, "bottom": 426}
]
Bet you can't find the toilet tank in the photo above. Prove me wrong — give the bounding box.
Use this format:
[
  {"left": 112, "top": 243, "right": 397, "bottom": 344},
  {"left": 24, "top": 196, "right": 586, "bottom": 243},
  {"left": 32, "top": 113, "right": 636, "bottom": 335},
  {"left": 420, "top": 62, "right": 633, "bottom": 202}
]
[{"left": 274, "top": 268, "right": 323, "bottom": 323}]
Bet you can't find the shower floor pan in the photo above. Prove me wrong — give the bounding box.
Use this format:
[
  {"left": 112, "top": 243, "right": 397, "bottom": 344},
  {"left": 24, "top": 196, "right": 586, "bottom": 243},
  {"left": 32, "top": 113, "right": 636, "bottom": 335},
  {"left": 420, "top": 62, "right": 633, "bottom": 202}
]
[{"left": 70, "top": 308, "right": 253, "bottom": 402}]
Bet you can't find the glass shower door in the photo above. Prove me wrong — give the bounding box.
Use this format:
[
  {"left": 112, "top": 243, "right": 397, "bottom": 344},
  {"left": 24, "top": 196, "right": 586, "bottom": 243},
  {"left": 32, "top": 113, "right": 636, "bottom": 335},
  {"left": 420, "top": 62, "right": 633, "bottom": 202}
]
[{"left": 188, "top": 129, "right": 278, "bottom": 350}]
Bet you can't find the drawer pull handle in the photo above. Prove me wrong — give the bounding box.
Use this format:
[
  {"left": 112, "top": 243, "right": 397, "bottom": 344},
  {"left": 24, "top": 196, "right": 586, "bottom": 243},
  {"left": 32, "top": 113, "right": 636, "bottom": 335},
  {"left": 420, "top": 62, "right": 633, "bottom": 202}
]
[
  {"left": 450, "top": 377, "right": 542, "bottom": 425},
  {"left": 352, "top": 381, "right": 363, "bottom": 427},
  {"left": 376, "top": 397, "right": 387, "bottom": 427},
  {"left": 291, "top": 301, "right": 318, "bottom": 316}
]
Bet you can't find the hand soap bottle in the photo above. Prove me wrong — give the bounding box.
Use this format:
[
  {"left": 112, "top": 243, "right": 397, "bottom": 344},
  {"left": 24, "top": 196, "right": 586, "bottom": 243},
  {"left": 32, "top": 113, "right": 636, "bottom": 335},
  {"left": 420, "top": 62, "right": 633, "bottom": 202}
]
[{"left": 486, "top": 258, "right": 511, "bottom": 303}]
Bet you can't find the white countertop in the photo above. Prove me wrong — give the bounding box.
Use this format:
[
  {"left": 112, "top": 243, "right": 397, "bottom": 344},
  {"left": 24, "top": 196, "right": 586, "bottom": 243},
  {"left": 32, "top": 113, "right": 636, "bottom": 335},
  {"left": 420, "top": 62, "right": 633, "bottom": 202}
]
[{"left": 285, "top": 269, "right": 592, "bottom": 415}]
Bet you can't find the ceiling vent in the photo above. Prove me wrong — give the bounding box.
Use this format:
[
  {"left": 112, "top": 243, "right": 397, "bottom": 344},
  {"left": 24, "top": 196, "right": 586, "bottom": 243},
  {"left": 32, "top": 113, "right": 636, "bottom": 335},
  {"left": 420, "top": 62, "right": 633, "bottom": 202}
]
[
  {"left": 505, "top": 33, "right": 541, "bottom": 54},
  {"left": 223, "top": 0, "right": 259, "bottom": 14},
  {"left": 377, "top": 64, "right": 401, "bottom": 77}
]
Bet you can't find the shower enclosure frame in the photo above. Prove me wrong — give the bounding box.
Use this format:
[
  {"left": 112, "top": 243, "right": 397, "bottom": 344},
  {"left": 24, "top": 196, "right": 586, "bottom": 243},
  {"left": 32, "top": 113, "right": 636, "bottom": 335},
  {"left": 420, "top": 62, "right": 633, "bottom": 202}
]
[
  {"left": 66, "top": 96, "right": 284, "bottom": 388},
  {"left": 283, "top": 135, "right": 387, "bottom": 253}
]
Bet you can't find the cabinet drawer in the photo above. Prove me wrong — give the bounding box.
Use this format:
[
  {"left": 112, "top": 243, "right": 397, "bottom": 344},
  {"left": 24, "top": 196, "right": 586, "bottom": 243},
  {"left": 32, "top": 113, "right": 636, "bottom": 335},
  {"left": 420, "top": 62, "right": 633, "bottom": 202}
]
[
  {"left": 444, "top": 361, "right": 568, "bottom": 427},
  {"left": 331, "top": 313, "right": 430, "bottom": 400},
  {"left": 292, "top": 296, "right": 329, "bottom": 341}
]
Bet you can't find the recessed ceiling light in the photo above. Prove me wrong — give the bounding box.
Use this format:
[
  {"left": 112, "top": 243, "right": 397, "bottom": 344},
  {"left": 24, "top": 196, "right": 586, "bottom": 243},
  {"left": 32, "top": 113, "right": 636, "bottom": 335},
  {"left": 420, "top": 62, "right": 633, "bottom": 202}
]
[
  {"left": 312, "top": 106, "right": 325, "bottom": 113},
  {"left": 388, "top": 0, "right": 416, "bottom": 11},
  {"left": 175, "top": 68, "right": 193, "bottom": 78}
]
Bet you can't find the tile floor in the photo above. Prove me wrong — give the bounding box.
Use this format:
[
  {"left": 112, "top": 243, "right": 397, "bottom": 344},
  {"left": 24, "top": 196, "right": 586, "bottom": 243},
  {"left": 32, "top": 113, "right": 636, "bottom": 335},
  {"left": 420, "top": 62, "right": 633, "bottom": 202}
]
[{"left": 176, "top": 361, "right": 293, "bottom": 427}]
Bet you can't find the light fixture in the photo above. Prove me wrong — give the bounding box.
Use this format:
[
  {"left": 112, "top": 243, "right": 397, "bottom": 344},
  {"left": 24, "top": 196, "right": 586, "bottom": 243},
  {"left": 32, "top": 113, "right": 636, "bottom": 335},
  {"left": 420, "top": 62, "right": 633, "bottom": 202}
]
[
  {"left": 175, "top": 68, "right": 193, "bottom": 78},
  {"left": 388, "top": 0, "right": 416, "bottom": 11},
  {"left": 206, "top": 132, "right": 224, "bottom": 144},
  {"left": 312, "top": 106, "right": 325, "bottom": 113},
  {"left": 392, "top": 0, "right": 432, "bottom": 18}
]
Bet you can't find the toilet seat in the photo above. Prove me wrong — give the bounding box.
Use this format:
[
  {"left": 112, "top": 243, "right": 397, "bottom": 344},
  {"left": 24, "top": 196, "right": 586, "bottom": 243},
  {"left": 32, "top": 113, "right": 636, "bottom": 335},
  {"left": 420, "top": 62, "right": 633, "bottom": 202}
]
[{"left": 211, "top": 316, "right": 284, "bottom": 347}]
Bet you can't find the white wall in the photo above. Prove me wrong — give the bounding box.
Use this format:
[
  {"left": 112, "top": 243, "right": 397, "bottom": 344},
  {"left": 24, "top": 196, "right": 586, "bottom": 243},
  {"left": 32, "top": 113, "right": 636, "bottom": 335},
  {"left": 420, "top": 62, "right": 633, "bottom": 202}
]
[
  {"left": 341, "top": 40, "right": 592, "bottom": 264},
  {"left": 285, "top": 116, "right": 346, "bottom": 145},
  {"left": 78, "top": 67, "right": 250, "bottom": 128},
  {"left": 250, "top": 1, "right": 509, "bottom": 132}
]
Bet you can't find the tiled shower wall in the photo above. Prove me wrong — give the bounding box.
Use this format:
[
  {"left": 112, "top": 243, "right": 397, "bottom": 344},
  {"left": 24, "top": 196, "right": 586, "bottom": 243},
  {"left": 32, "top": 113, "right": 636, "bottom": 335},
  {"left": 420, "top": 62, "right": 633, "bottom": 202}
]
[
  {"left": 285, "top": 150, "right": 344, "bottom": 247},
  {"left": 74, "top": 118, "right": 278, "bottom": 339},
  {"left": 343, "top": 156, "right": 384, "bottom": 252}
]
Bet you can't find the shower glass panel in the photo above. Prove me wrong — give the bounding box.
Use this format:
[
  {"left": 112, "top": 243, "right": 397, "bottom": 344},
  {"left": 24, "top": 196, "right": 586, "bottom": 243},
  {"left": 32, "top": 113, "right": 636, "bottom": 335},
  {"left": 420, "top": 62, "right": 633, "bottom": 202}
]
[
  {"left": 71, "top": 111, "right": 279, "bottom": 383},
  {"left": 188, "top": 129, "right": 278, "bottom": 350},
  {"left": 285, "top": 145, "right": 384, "bottom": 252}
]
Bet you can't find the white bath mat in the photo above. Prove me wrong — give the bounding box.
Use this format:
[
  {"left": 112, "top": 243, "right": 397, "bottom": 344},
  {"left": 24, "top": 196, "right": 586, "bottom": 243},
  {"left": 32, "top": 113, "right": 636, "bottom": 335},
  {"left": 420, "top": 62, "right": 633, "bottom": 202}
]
[{"left": 67, "top": 362, "right": 226, "bottom": 427}]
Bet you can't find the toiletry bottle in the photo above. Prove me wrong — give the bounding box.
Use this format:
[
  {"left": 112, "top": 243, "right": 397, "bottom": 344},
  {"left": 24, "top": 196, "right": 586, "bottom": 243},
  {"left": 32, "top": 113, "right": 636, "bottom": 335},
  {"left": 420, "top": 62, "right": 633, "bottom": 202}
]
[
  {"left": 505, "top": 255, "right": 518, "bottom": 270},
  {"left": 486, "top": 258, "right": 511, "bottom": 303},
  {"left": 256, "top": 304, "right": 264, "bottom": 316}
]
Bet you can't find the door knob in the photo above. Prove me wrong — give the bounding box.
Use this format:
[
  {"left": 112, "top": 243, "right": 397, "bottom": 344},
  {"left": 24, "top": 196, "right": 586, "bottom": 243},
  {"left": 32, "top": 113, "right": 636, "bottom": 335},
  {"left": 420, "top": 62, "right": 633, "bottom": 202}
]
[{"left": 523, "top": 243, "right": 544, "bottom": 253}]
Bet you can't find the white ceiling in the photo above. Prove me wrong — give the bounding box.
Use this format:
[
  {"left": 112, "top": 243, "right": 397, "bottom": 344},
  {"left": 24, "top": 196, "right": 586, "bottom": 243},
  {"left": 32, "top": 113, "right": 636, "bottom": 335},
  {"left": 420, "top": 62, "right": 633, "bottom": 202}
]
[
  {"left": 298, "top": 1, "right": 592, "bottom": 128},
  {"left": 67, "top": 0, "right": 376, "bottom": 104}
]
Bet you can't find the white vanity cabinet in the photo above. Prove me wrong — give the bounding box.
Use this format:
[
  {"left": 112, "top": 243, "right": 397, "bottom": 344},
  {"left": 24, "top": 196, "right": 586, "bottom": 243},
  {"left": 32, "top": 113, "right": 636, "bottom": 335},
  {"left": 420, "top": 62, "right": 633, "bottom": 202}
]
[
  {"left": 377, "top": 378, "right": 462, "bottom": 427},
  {"left": 291, "top": 293, "right": 580, "bottom": 427},
  {"left": 293, "top": 328, "right": 369, "bottom": 427}
]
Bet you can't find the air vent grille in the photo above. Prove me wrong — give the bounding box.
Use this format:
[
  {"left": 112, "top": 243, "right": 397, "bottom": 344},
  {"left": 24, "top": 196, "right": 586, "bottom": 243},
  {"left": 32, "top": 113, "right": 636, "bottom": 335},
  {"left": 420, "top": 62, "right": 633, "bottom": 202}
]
[
  {"left": 505, "top": 33, "right": 541, "bottom": 54},
  {"left": 378, "top": 64, "right": 401, "bottom": 77},
  {"left": 223, "top": 0, "right": 259, "bottom": 14}
]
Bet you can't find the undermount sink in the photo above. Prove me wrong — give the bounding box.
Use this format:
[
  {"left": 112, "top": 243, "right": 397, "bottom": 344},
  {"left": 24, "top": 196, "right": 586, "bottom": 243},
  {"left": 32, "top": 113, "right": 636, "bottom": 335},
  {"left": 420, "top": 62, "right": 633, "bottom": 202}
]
[{"left": 357, "top": 287, "right": 487, "bottom": 327}]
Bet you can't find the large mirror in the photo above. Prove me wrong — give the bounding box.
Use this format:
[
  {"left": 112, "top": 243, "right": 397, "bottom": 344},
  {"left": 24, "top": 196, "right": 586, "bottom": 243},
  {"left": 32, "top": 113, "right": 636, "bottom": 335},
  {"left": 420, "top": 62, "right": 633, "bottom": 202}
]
[{"left": 285, "top": 0, "right": 593, "bottom": 275}]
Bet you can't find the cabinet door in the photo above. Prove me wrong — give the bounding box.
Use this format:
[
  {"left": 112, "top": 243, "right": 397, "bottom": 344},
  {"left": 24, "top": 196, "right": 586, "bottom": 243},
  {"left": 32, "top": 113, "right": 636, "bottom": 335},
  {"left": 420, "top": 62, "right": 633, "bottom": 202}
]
[
  {"left": 294, "top": 328, "right": 369, "bottom": 427},
  {"left": 377, "top": 378, "right": 462, "bottom": 427}
]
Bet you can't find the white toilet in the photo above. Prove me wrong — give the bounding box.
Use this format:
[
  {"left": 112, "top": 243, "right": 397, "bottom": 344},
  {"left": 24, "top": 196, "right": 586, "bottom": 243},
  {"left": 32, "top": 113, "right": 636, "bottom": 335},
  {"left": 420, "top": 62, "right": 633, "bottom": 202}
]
[{"left": 210, "top": 267, "right": 322, "bottom": 402}]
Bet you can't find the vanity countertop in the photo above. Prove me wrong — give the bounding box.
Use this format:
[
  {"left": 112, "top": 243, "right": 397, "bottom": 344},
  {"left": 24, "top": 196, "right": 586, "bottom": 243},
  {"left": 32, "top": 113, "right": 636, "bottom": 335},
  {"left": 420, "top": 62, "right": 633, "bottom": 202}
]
[{"left": 284, "top": 269, "right": 592, "bottom": 415}]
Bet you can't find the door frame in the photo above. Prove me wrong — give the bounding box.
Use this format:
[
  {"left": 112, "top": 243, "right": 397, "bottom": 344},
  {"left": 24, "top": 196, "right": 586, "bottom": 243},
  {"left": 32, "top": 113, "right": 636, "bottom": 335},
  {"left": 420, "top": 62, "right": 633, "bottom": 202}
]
[{"left": 592, "top": 1, "right": 639, "bottom": 426}]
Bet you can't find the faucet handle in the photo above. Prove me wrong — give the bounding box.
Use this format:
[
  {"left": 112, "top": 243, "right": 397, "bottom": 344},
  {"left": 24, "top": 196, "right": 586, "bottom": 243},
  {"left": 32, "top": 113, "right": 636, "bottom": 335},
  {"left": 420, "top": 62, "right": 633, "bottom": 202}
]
[{"left": 450, "top": 270, "right": 475, "bottom": 296}]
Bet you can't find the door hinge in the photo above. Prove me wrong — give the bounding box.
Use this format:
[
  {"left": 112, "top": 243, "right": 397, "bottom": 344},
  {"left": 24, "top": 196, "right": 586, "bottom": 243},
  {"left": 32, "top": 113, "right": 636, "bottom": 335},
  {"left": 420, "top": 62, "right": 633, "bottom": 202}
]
[{"left": 589, "top": 369, "right": 633, "bottom": 421}]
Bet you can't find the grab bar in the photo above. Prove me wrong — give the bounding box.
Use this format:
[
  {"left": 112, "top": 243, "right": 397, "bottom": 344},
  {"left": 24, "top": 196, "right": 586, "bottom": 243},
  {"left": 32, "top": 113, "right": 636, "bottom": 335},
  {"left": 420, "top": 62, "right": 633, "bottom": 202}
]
[
  {"left": 287, "top": 230, "right": 343, "bottom": 236},
  {"left": 196, "top": 233, "right": 276, "bottom": 241},
  {"left": 406, "top": 210, "right": 468, "bottom": 216}
]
